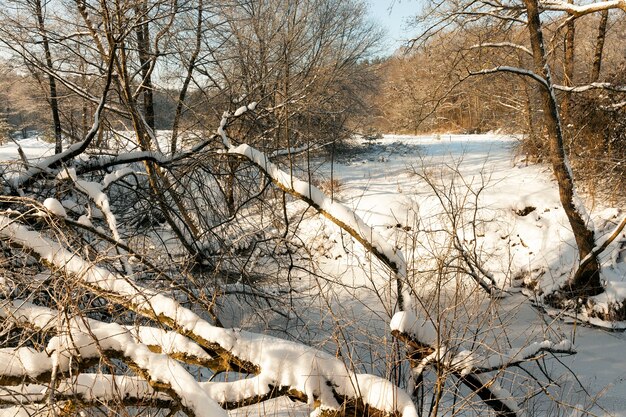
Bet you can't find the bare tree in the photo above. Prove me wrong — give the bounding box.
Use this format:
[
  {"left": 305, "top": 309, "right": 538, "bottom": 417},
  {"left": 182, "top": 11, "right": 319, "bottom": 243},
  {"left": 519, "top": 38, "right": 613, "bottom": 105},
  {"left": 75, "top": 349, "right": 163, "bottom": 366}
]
[{"left": 395, "top": 0, "right": 626, "bottom": 302}]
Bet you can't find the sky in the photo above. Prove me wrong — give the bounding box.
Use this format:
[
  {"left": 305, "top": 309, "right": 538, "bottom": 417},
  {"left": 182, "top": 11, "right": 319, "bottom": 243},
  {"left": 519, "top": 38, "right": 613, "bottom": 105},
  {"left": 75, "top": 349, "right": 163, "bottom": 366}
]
[{"left": 367, "top": 0, "right": 420, "bottom": 53}]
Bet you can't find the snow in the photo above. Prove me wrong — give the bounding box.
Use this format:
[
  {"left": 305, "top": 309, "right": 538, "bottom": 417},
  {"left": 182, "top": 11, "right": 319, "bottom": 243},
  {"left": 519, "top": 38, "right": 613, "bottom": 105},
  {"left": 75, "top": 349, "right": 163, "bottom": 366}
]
[
  {"left": 0, "top": 329, "right": 205, "bottom": 404},
  {"left": 220, "top": 106, "right": 411, "bottom": 312},
  {"left": 0, "top": 374, "right": 168, "bottom": 405},
  {"left": 0, "top": 137, "right": 55, "bottom": 162},
  {"left": 390, "top": 310, "right": 438, "bottom": 347},
  {"left": 127, "top": 325, "right": 214, "bottom": 362},
  {"left": 42, "top": 197, "right": 67, "bottom": 218},
  {"left": 315, "top": 134, "right": 626, "bottom": 416},
  {"left": 0, "top": 301, "right": 227, "bottom": 417},
  {"left": 77, "top": 214, "right": 93, "bottom": 227},
  {"left": 270, "top": 143, "right": 311, "bottom": 158},
  {"left": 451, "top": 339, "right": 573, "bottom": 375},
  {"left": 227, "top": 143, "right": 408, "bottom": 290},
  {"left": 2, "top": 133, "right": 626, "bottom": 416},
  {"left": 224, "top": 332, "right": 418, "bottom": 417},
  {"left": 9, "top": 139, "right": 90, "bottom": 189},
  {"left": 75, "top": 179, "right": 120, "bottom": 241},
  {"left": 61, "top": 197, "right": 84, "bottom": 215},
  {"left": 56, "top": 167, "right": 78, "bottom": 182},
  {"left": 0, "top": 216, "right": 233, "bottom": 347},
  {"left": 0, "top": 217, "right": 418, "bottom": 417},
  {"left": 234, "top": 105, "right": 248, "bottom": 117},
  {"left": 102, "top": 167, "right": 136, "bottom": 189},
  {"left": 472, "top": 374, "right": 521, "bottom": 414}
]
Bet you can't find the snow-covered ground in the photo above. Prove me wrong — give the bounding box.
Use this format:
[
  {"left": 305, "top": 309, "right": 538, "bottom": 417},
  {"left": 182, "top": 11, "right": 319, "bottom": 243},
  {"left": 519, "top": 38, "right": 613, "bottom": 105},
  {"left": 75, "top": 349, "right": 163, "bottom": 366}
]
[
  {"left": 315, "top": 134, "right": 626, "bottom": 416},
  {"left": 224, "top": 133, "right": 625, "bottom": 416},
  {"left": 1, "top": 134, "right": 625, "bottom": 416}
]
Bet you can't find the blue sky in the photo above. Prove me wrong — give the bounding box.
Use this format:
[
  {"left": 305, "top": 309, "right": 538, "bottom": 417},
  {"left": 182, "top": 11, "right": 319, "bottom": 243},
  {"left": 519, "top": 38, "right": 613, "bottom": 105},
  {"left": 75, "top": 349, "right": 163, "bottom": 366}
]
[{"left": 367, "top": 0, "right": 419, "bottom": 51}]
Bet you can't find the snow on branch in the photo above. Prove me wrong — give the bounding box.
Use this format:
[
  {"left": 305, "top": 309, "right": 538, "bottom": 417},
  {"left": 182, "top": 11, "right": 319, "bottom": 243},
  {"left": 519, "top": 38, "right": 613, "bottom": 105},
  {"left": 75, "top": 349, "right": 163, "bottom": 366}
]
[
  {"left": 553, "top": 82, "right": 626, "bottom": 93},
  {"left": 270, "top": 143, "right": 311, "bottom": 158},
  {"left": 540, "top": 0, "right": 626, "bottom": 16},
  {"left": 0, "top": 300, "right": 215, "bottom": 368},
  {"left": 0, "top": 216, "right": 419, "bottom": 417},
  {"left": 459, "top": 340, "right": 574, "bottom": 373},
  {"left": 75, "top": 150, "right": 173, "bottom": 174},
  {"left": 0, "top": 374, "right": 292, "bottom": 410},
  {"left": 227, "top": 143, "right": 407, "bottom": 277},
  {"left": 390, "top": 311, "right": 574, "bottom": 417},
  {"left": 390, "top": 311, "right": 574, "bottom": 374},
  {"left": 0, "top": 304, "right": 226, "bottom": 417},
  {"left": 0, "top": 304, "right": 295, "bottom": 410},
  {"left": 469, "top": 66, "right": 549, "bottom": 90},
  {"left": 217, "top": 106, "right": 410, "bottom": 310},
  {"left": 469, "top": 42, "right": 533, "bottom": 56},
  {"left": 0, "top": 374, "right": 170, "bottom": 408},
  {"left": 73, "top": 176, "right": 122, "bottom": 242},
  {"left": 72, "top": 133, "right": 219, "bottom": 175}
]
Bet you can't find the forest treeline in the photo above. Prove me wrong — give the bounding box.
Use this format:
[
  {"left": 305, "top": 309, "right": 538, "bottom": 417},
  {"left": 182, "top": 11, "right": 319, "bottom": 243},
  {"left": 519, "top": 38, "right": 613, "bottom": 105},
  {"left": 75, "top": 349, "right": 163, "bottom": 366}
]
[
  {"left": 370, "top": 12, "right": 626, "bottom": 202},
  {"left": 1, "top": 5, "right": 624, "bottom": 157},
  {"left": 0, "top": 0, "right": 624, "bottom": 288},
  {"left": 1, "top": 3, "right": 624, "bottom": 201}
]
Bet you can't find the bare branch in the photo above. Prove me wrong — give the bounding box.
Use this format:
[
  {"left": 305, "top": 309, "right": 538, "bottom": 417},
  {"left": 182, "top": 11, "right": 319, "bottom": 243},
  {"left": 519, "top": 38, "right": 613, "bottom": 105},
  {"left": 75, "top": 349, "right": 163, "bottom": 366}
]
[
  {"left": 469, "top": 42, "right": 533, "bottom": 57},
  {"left": 11, "top": 46, "right": 117, "bottom": 192},
  {"left": 391, "top": 311, "right": 573, "bottom": 417},
  {"left": 468, "top": 66, "right": 549, "bottom": 90}
]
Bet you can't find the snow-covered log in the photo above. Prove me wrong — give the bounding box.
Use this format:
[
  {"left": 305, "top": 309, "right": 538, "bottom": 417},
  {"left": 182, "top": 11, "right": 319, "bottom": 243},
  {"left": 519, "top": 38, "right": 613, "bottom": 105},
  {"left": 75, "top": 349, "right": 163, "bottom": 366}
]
[
  {"left": 0, "top": 216, "right": 418, "bottom": 417},
  {"left": 0, "top": 300, "right": 215, "bottom": 369},
  {"left": 0, "top": 309, "right": 226, "bottom": 417},
  {"left": 0, "top": 374, "right": 170, "bottom": 408}
]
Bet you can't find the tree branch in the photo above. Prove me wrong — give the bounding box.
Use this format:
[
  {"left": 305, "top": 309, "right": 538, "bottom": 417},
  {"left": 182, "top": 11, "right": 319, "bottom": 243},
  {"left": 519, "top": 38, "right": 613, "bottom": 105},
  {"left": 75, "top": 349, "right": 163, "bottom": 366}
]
[
  {"left": 11, "top": 46, "right": 117, "bottom": 192},
  {"left": 575, "top": 215, "right": 626, "bottom": 279},
  {"left": 468, "top": 66, "right": 549, "bottom": 91},
  {"left": 0, "top": 216, "right": 418, "bottom": 417},
  {"left": 390, "top": 311, "right": 573, "bottom": 417},
  {"left": 469, "top": 42, "right": 533, "bottom": 57},
  {"left": 0, "top": 301, "right": 225, "bottom": 417},
  {"left": 540, "top": 0, "right": 626, "bottom": 16},
  {"left": 553, "top": 82, "right": 626, "bottom": 93}
]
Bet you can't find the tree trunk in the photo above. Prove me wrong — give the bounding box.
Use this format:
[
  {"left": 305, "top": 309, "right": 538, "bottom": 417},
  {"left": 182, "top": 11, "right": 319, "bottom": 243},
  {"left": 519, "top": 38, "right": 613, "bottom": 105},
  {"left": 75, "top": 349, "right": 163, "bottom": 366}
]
[
  {"left": 35, "top": 0, "right": 63, "bottom": 154},
  {"left": 590, "top": 10, "right": 609, "bottom": 82},
  {"left": 135, "top": 1, "right": 155, "bottom": 133},
  {"left": 562, "top": 0, "right": 575, "bottom": 122},
  {"left": 171, "top": 0, "right": 203, "bottom": 154},
  {"left": 522, "top": 0, "right": 601, "bottom": 295}
]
